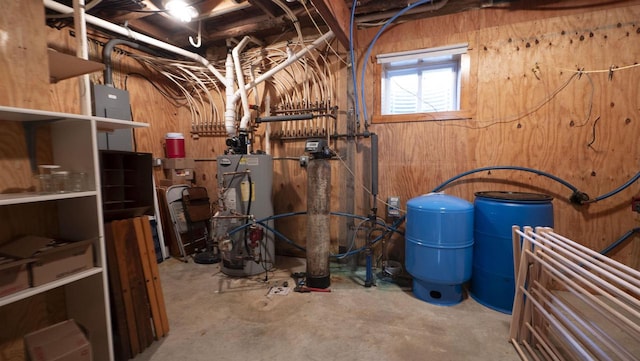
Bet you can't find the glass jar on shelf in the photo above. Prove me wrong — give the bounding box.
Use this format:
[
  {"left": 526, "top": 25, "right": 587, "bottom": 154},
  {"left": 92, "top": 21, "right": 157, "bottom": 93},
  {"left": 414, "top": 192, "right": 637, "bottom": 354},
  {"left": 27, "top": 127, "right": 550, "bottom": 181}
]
[{"left": 35, "top": 164, "right": 61, "bottom": 193}]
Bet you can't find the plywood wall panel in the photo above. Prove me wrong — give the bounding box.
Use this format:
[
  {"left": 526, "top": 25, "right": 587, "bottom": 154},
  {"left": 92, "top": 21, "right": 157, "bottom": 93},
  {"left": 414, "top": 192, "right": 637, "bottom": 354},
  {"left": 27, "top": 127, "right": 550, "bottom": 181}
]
[
  {"left": 0, "top": 0, "right": 53, "bottom": 198},
  {"left": 0, "top": 290, "right": 67, "bottom": 361},
  {"left": 355, "top": 2, "right": 640, "bottom": 267},
  {"left": 0, "top": 0, "right": 49, "bottom": 110}
]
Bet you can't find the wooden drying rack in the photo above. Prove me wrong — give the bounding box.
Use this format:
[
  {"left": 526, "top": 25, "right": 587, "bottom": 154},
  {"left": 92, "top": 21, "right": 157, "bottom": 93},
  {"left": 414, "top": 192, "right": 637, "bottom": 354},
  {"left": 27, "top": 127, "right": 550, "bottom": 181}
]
[{"left": 509, "top": 226, "right": 640, "bottom": 360}]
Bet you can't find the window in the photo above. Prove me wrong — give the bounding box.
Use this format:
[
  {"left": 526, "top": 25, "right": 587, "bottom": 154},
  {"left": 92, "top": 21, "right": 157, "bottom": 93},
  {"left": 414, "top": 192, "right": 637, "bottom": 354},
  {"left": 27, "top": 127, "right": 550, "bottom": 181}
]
[
  {"left": 382, "top": 55, "right": 461, "bottom": 114},
  {"left": 373, "top": 43, "right": 473, "bottom": 123}
]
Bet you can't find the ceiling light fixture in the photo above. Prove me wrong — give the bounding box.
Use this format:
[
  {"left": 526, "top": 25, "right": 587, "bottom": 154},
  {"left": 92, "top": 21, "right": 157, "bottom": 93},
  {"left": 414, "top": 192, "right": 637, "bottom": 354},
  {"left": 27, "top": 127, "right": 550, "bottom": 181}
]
[{"left": 164, "top": 0, "right": 199, "bottom": 22}]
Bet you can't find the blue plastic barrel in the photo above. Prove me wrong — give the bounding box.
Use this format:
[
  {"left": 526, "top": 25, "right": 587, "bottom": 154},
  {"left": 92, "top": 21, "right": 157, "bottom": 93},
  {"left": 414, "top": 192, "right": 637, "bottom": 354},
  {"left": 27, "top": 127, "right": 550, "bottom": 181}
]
[
  {"left": 405, "top": 193, "right": 474, "bottom": 306},
  {"left": 471, "top": 191, "right": 554, "bottom": 314}
]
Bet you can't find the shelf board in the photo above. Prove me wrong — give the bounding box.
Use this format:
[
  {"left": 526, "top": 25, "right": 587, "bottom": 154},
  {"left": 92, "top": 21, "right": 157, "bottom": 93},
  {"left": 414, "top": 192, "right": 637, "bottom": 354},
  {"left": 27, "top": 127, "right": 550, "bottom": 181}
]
[
  {"left": 0, "top": 105, "right": 149, "bottom": 131},
  {"left": 48, "top": 49, "right": 104, "bottom": 84},
  {"left": 0, "top": 267, "right": 103, "bottom": 307},
  {"left": 0, "top": 191, "right": 97, "bottom": 206},
  {"left": 96, "top": 118, "right": 149, "bottom": 131}
]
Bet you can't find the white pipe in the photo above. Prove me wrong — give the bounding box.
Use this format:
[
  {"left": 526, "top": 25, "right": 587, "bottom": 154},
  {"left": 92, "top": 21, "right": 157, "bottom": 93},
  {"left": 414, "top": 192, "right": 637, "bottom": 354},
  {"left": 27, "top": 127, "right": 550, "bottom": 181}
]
[
  {"left": 44, "top": 0, "right": 226, "bottom": 84},
  {"left": 233, "top": 36, "right": 252, "bottom": 132},
  {"left": 224, "top": 53, "right": 236, "bottom": 136},
  {"left": 234, "top": 31, "right": 334, "bottom": 105},
  {"left": 73, "top": 0, "right": 91, "bottom": 116},
  {"left": 244, "top": 31, "right": 334, "bottom": 93}
]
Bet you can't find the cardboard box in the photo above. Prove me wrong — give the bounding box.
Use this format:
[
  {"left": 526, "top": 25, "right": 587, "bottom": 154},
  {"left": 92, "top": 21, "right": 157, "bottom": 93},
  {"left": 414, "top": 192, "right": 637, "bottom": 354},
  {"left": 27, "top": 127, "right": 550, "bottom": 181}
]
[
  {"left": 162, "top": 158, "right": 195, "bottom": 170},
  {"left": 163, "top": 168, "right": 194, "bottom": 182},
  {"left": 0, "top": 236, "right": 94, "bottom": 287},
  {"left": 159, "top": 179, "right": 189, "bottom": 187},
  {"left": 24, "top": 319, "right": 91, "bottom": 361},
  {"left": 0, "top": 256, "right": 32, "bottom": 297}
]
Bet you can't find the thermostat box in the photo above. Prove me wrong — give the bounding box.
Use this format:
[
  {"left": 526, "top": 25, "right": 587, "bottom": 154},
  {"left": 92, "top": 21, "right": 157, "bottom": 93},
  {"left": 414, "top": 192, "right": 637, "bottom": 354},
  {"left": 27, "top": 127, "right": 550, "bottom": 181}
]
[
  {"left": 24, "top": 319, "right": 91, "bottom": 361},
  {"left": 0, "top": 236, "right": 94, "bottom": 287}
]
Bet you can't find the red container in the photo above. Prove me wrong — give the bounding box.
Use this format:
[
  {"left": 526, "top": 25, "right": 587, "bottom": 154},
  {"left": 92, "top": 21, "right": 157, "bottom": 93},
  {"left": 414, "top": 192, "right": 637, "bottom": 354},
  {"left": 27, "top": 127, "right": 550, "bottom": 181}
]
[{"left": 165, "top": 133, "right": 185, "bottom": 158}]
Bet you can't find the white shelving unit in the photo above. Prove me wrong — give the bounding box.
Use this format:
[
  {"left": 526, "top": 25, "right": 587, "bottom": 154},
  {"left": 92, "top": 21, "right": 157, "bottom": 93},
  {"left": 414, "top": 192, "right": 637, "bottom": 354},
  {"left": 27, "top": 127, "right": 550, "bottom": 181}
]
[{"left": 0, "top": 105, "right": 149, "bottom": 361}]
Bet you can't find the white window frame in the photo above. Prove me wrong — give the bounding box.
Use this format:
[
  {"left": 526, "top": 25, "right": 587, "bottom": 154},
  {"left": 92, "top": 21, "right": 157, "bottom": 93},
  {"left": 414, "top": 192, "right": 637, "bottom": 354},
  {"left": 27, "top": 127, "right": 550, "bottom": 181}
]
[
  {"left": 374, "top": 43, "right": 470, "bottom": 122},
  {"left": 382, "top": 56, "right": 461, "bottom": 114}
]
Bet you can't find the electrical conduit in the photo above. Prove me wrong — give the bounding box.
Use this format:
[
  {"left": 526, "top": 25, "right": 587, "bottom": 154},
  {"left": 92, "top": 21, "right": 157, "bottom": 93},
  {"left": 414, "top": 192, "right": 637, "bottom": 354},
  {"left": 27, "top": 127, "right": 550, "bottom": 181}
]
[{"left": 103, "top": 39, "right": 156, "bottom": 86}]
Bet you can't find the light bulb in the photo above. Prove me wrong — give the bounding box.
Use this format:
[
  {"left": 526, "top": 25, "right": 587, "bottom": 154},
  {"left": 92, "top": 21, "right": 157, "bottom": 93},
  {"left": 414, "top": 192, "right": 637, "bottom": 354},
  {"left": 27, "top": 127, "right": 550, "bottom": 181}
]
[{"left": 165, "top": 0, "right": 199, "bottom": 22}]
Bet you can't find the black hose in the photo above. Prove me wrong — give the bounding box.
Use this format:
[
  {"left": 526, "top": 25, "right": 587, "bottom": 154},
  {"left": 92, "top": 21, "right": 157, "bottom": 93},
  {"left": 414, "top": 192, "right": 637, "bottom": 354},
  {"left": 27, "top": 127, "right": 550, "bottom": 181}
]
[
  {"left": 600, "top": 227, "right": 640, "bottom": 255},
  {"left": 243, "top": 173, "right": 253, "bottom": 255}
]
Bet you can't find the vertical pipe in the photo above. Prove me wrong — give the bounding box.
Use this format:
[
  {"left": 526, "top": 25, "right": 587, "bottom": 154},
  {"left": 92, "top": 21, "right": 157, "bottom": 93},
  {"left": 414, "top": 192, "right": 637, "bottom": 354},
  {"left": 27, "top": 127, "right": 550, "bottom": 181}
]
[
  {"left": 265, "top": 94, "right": 271, "bottom": 155},
  {"left": 306, "top": 158, "right": 331, "bottom": 288},
  {"left": 225, "top": 53, "right": 236, "bottom": 136},
  {"left": 365, "top": 247, "right": 373, "bottom": 287},
  {"left": 371, "top": 133, "right": 379, "bottom": 199},
  {"left": 73, "top": 0, "right": 91, "bottom": 116},
  {"left": 233, "top": 36, "right": 252, "bottom": 132}
]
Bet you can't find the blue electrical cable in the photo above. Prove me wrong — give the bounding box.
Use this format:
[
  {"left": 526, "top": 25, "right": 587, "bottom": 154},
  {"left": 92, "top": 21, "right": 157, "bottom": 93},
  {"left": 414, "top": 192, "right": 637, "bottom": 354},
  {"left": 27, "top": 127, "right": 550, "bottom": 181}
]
[
  {"left": 600, "top": 227, "right": 640, "bottom": 255},
  {"left": 256, "top": 220, "right": 307, "bottom": 252},
  {"left": 585, "top": 170, "right": 640, "bottom": 204},
  {"left": 224, "top": 211, "right": 406, "bottom": 258},
  {"left": 350, "top": 0, "right": 359, "bottom": 127},
  {"left": 431, "top": 165, "right": 640, "bottom": 205},
  {"left": 359, "top": 0, "right": 432, "bottom": 126},
  {"left": 334, "top": 215, "right": 406, "bottom": 258},
  {"left": 430, "top": 165, "right": 580, "bottom": 193}
]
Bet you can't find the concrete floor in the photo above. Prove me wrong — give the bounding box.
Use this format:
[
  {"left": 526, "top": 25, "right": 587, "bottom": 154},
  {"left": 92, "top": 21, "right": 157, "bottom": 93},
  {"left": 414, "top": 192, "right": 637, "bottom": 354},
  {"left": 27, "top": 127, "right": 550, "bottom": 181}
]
[{"left": 132, "top": 256, "right": 519, "bottom": 361}]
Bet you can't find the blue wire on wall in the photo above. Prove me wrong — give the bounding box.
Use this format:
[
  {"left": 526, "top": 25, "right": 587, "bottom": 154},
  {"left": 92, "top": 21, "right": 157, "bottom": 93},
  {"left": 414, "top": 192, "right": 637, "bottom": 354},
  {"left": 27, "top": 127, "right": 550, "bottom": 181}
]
[{"left": 355, "top": 0, "right": 433, "bottom": 127}]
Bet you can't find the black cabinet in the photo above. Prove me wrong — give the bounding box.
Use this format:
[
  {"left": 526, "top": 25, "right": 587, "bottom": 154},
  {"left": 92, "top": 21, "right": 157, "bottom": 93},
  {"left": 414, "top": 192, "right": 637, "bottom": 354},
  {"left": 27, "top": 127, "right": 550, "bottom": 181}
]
[{"left": 99, "top": 150, "right": 153, "bottom": 221}]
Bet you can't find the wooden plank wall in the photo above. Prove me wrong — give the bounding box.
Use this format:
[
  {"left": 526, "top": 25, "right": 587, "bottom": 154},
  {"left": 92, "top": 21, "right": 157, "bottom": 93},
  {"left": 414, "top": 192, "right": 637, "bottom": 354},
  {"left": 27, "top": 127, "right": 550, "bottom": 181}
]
[{"left": 356, "top": 1, "right": 640, "bottom": 267}]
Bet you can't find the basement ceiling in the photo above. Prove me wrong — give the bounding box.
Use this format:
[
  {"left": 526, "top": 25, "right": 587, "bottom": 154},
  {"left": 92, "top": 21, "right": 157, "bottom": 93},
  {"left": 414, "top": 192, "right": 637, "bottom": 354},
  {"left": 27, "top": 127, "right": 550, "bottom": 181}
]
[{"left": 46, "top": 0, "right": 518, "bottom": 57}]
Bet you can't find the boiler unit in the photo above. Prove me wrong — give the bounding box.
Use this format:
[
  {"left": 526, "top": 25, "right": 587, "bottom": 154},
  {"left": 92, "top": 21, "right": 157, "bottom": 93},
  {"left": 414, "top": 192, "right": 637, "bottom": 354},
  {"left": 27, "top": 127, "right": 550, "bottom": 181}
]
[{"left": 214, "top": 154, "right": 275, "bottom": 277}]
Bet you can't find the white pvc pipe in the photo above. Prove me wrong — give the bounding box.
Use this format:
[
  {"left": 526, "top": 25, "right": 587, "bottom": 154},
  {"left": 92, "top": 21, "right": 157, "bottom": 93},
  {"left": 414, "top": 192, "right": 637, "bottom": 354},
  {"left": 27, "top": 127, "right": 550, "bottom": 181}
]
[
  {"left": 73, "top": 0, "right": 91, "bottom": 116},
  {"left": 224, "top": 53, "right": 236, "bottom": 136},
  {"left": 234, "top": 31, "right": 334, "bottom": 104},
  {"left": 44, "top": 0, "right": 226, "bottom": 84},
  {"left": 233, "top": 36, "right": 252, "bottom": 132}
]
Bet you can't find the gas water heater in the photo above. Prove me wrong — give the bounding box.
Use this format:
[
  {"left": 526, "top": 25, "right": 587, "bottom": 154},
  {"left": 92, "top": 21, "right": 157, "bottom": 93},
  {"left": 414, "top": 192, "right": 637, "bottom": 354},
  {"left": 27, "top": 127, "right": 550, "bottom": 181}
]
[{"left": 215, "top": 154, "right": 275, "bottom": 277}]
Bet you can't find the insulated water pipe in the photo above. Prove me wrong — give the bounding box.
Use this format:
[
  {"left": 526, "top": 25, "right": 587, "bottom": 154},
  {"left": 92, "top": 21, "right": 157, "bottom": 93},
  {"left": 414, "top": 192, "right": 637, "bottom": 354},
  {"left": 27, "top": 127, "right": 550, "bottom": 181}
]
[
  {"left": 235, "top": 31, "right": 334, "bottom": 131},
  {"left": 232, "top": 36, "right": 254, "bottom": 134},
  {"left": 225, "top": 53, "right": 236, "bottom": 136}
]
